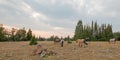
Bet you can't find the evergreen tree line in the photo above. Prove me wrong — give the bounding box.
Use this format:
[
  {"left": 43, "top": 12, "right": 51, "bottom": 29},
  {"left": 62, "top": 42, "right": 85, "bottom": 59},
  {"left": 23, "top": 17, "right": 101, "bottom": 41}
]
[
  {"left": 74, "top": 20, "right": 120, "bottom": 41},
  {"left": 0, "top": 26, "right": 73, "bottom": 42},
  {"left": 0, "top": 27, "right": 34, "bottom": 41},
  {"left": 46, "top": 35, "right": 73, "bottom": 43},
  {"left": 1, "top": 20, "right": 120, "bottom": 42},
  {"left": 46, "top": 35, "right": 73, "bottom": 41}
]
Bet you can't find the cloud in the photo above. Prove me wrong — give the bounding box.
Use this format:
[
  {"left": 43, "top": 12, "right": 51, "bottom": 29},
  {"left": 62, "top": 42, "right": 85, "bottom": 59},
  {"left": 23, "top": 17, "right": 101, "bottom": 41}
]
[
  {"left": 53, "top": 27, "right": 64, "bottom": 30},
  {"left": 21, "top": 2, "right": 48, "bottom": 20},
  {"left": 0, "top": 0, "right": 120, "bottom": 37}
]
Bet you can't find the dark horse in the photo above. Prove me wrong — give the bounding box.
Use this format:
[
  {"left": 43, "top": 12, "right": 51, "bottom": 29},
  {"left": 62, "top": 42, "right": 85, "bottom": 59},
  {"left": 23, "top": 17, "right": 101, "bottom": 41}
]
[{"left": 54, "top": 39, "right": 61, "bottom": 44}]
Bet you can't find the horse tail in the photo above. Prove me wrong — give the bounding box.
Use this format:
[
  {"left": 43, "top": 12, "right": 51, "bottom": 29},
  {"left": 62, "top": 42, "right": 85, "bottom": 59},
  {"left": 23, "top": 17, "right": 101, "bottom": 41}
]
[
  {"left": 83, "top": 39, "right": 88, "bottom": 45},
  {"left": 84, "top": 41, "right": 88, "bottom": 45}
]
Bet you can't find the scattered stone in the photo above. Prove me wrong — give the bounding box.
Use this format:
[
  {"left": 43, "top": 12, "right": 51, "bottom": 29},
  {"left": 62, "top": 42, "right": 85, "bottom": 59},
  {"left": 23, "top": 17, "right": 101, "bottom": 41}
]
[
  {"left": 38, "top": 49, "right": 58, "bottom": 58},
  {"left": 100, "top": 49, "right": 112, "bottom": 54}
]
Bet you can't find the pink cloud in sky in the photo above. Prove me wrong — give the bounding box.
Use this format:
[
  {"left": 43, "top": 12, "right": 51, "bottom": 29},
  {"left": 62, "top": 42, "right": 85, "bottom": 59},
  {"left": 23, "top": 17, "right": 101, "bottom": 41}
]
[{"left": 32, "top": 30, "right": 74, "bottom": 38}]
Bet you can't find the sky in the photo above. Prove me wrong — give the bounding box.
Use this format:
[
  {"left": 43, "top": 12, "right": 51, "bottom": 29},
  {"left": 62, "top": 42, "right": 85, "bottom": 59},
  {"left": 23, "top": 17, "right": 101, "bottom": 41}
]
[{"left": 0, "top": 0, "right": 120, "bottom": 38}]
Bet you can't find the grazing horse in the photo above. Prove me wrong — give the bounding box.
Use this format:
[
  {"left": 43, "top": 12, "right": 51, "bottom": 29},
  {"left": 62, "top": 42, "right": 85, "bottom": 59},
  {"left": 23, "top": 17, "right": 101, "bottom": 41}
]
[
  {"left": 109, "top": 38, "right": 116, "bottom": 44},
  {"left": 76, "top": 39, "right": 88, "bottom": 47},
  {"left": 54, "top": 39, "right": 61, "bottom": 44}
]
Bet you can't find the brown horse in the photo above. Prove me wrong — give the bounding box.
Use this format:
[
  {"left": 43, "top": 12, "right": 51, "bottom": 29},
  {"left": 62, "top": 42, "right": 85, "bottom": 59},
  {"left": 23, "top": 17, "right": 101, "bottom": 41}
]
[{"left": 76, "top": 39, "right": 88, "bottom": 47}]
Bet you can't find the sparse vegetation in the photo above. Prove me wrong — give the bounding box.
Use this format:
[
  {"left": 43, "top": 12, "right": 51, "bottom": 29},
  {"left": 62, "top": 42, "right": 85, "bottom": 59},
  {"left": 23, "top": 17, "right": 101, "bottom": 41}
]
[{"left": 0, "top": 41, "right": 120, "bottom": 60}]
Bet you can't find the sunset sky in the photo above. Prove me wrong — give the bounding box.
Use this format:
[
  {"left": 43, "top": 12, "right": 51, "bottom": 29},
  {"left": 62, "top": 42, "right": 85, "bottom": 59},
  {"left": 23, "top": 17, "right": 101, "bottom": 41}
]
[{"left": 0, "top": 0, "right": 120, "bottom": 38}]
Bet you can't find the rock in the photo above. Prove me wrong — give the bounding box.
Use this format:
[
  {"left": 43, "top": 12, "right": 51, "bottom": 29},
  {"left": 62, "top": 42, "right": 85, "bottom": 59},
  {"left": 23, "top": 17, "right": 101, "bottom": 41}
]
[{"left": 100, "top": 49, "right": 112, "bottom": 54}]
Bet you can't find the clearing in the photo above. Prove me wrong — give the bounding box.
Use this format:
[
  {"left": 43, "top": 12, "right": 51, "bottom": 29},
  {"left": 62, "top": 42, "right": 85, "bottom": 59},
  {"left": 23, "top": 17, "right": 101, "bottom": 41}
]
[{"left": 0, "top": 41, "right": 120, "bottom": 60}]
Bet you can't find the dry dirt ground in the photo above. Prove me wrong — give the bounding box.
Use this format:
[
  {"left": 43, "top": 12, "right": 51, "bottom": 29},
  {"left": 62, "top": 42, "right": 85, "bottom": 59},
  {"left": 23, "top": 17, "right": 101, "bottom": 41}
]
[{"left": 0, "top": 41, "right": 120, "bottom": 60}]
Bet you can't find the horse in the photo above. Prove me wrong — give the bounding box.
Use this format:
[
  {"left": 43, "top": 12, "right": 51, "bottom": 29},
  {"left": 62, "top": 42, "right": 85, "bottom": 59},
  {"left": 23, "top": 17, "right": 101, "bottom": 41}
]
[
  {"left": 109, "top": 38, "right": 116, "bottom": 44},
  {"left": 76, "top": 39, "right": 88, "bottom": 47},
  {"left": 54, "top": 39, "right": 61, "bottom": 44}
]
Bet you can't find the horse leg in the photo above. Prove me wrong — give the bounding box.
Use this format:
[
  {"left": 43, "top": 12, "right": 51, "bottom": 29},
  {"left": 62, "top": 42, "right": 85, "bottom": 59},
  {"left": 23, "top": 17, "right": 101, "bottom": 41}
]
[
  {"left": 84, "top": 42, "right": 88, "bottom": 45},
  {"left": 79, "top": 43, "right": 81, "bottom": 47},
  {"left": 78, "top": 43, "right": 80, "bottom": 47},
  {"left": 78, "top": 42, "right": 82, "bottom": 47},
  {"left": 112, "top": 41, "right": 114, "bottom": 44},
  {"left": 81, "top": 44, "right": 82, "bottom": 47},
  {"left": 84, "top": 43, "right": 87, "bottom": 48},
  {"left": 114, "top": 41, "right": 116, "bottom": 44}
]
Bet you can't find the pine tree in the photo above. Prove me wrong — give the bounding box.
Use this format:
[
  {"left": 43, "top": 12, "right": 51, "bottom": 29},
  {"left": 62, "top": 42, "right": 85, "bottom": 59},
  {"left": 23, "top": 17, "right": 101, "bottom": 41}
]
[
  {"left": 94, "top": 22, "right": 98, "bottom": 40},
  {"left": 114, "top": 32, "right": 120, "bottom": 41},
  {"left": 0, "top": 27, "right": 5, "bottom": 41},
  {"left": 29, "top": 36, "right": 38, "bottom": 45},
  {"left": 85, "top": 25, "right": 91, "bottom": 39},
  {"left": 11, "top": 28, "right": 16, "bottom": 41},
  {"left": 97, "top": 27, "right": 102, "bottom": 40},
  {"left": 67, "top": 35, "right": 72, "bottom": 44},
  {"left": 74, "top": 20, "right": 84, "bottom": 40},
  {"left": 106, "top": 24, "right": 113, "bottom": 40},
  {"left": 21, "top": 27, "right": 26, "bottom": 40},
  {"left": 74, "top": 20, "right": 113, "bottom": 41},
  {"left": 92, "top": 20, "right": 94, "bottom": 33},
  {"left": 26, "top": 29, "right": 32, "bottom": 41},
  {"left": 15, "top": 27, "right": 26, "bottom": 41}
]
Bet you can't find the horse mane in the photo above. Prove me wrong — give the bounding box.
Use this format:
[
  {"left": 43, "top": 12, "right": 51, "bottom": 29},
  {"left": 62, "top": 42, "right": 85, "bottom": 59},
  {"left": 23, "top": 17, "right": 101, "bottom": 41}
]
[{"left": 76, "top": 39, "right": 84, "bottom": 43}]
